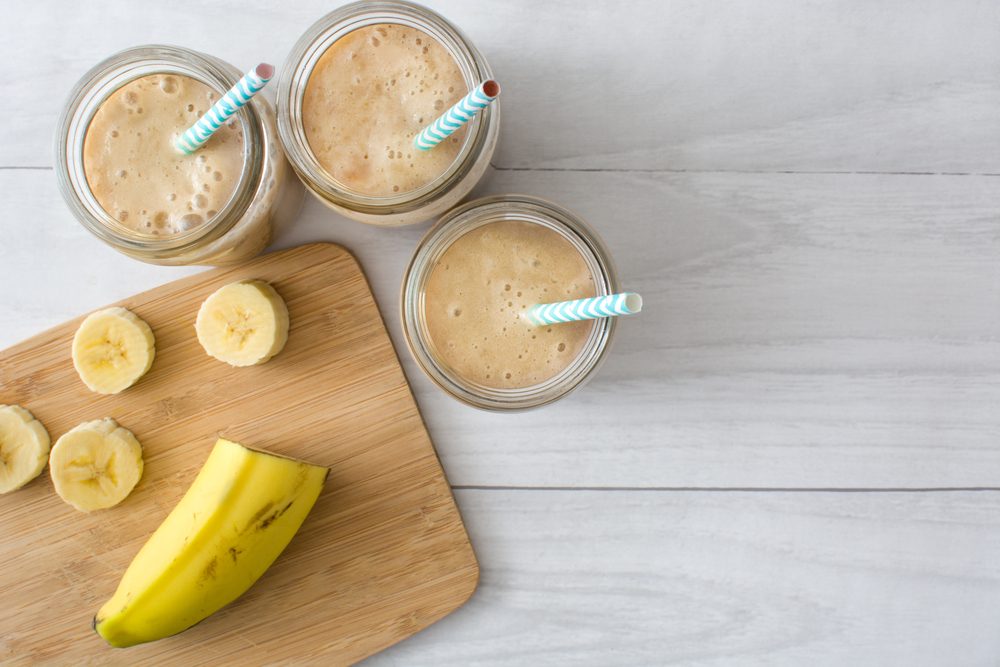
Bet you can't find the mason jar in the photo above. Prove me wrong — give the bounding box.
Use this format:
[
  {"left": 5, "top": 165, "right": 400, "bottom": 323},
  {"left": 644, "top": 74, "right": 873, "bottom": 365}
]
[
  {"left": 401, "top": 195, "right": 620, "bottom": 411},
  {"left": 277, "top": 0, "right": 499, "bottom": 226},
  {"left": 56, "top": 45, "right": 301, "bottom": 266}
]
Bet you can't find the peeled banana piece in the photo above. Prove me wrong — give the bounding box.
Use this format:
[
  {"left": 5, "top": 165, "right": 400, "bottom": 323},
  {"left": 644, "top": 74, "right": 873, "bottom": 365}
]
[
  {"left": 72, "top": 307, "right": 155, "bottom": 394},
  {"left": 94, "top": 438, "right": 328, "bottom": 648},
  {"left": 0, "top": 404, "right": 51, "bottom": 494},
  {"left": 49, "top": 418, "right": 143, "bottom": 512},
  {"left": 195, "top": 280, "right": 289, "bottom": 367}
]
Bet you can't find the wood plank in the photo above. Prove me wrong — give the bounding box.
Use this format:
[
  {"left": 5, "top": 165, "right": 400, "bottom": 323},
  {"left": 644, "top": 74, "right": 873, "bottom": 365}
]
[
  {"left": 365, "top": 489, "right": 1000, "bottom": 666},
  {"left": 5, "top": 0, "right": 999, "bottom": 171},
  {"left": 3, "top": 168, "right": 997, "bottom": 488},
  {"left": 0, "top": 244, "right": 477, "bottom": 665}
]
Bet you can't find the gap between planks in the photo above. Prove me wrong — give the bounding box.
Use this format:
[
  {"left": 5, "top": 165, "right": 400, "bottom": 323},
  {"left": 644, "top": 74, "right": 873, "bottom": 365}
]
[
  {"left": 5, "top": 164, "right": 1000, "bottom": 177},
  {"left": 451, "top": 485, "right": 1000, "bottom": 493},
  {"left": 489, "top": 165, "right": 1000, "bottom": 177}
]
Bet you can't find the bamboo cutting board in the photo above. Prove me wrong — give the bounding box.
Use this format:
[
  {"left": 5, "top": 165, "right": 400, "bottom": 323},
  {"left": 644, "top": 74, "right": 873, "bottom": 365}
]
[{"left": 0, "top": 243, "right": 478, "bottom": 666}]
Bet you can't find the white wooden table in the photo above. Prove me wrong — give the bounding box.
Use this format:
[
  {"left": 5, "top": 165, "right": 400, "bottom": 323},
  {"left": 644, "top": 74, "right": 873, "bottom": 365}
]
[{"left": 4, "top": 1, "right": 1000, "bottom": 664}]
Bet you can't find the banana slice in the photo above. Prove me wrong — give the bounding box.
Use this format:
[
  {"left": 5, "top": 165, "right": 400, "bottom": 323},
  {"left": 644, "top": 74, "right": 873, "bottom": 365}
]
[
  {"left": 195, "top": 280, "right": 289, "bottom": 367},
  {"left": 0, "top": 405, "right": 51, "bottom": 494},
  {"left": 72, "top": 307, "right": 155, "bottom": 394},
  {"left": 49, "top": 418, "right": 144, "bottom": 512}
]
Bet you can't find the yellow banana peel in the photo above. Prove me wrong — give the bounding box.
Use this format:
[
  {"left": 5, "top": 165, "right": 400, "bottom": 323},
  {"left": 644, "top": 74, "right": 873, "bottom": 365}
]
[{"left": 95, "top": 438, "right": 328, "bottom": 648}]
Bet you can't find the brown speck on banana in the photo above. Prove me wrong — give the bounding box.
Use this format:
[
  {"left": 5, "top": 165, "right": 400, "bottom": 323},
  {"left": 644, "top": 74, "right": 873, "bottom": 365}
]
[{"left": 200, "top": 556, "right": 218, "bottom": 583}]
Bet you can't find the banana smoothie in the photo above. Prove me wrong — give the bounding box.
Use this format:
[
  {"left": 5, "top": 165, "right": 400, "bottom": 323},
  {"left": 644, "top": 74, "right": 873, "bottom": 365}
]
[
  {"left": 301, "top": 23, "right": 468, "bottom": 197},
  {"left": 82, "top": 73, "right": 243, "bottom": 236},
  {"left": 423, "top": 220, "right": 597, "bottom": 389}
]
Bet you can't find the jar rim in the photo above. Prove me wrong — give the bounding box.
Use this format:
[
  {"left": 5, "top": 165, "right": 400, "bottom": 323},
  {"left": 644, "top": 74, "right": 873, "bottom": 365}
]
[
  {"left": 276, "top": 0, "right": 498, "bottom": 218},
  {"left": 54, "top": 44, "right": 265, "bottom": 257},
  {"left": 401, "top": 195, "right": 620, "bottom": 411}
]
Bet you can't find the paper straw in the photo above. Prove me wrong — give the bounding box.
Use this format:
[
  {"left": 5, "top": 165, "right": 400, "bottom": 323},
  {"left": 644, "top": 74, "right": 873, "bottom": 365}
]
[
  {"left": 525, "top": 292, "right": 643, "bottom": 327},
  {"left": 414, "top": 80, "right": 500, "bottom": 151},
  {"left": 175, "top": 63, "right": 274, "bottom": 155}
]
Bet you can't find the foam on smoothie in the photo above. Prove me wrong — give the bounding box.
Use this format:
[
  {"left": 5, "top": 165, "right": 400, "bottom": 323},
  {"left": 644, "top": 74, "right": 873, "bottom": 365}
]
[
  {"left": 83, "top": 74, "right": 243, "bottom": 236},
  {"left": 301, "top": 23, "right": 467, "bottom": 198},
  {"left": 424, "top": 221, "right": 597, "bottom": 389}
]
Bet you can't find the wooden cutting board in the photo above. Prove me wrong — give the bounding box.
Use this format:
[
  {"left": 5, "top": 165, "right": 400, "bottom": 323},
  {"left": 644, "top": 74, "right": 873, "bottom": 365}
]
[{"left": 0, "top": 243, "right": 478, "bottom": 666}]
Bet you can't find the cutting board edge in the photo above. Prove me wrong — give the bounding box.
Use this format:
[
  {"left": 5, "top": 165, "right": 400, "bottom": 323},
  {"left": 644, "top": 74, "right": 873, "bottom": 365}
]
[
  {"left": 318, "top": 240, "right": 483, "bottom": 654},
  {"left": 335, "top": 241, "right": 483, "bottom": 616},
  {"left": 0, "top": 242, "right": 350, "bottom": 357},
  {"left": 0, "top": 241, "right": 484, "bottom": 663}
]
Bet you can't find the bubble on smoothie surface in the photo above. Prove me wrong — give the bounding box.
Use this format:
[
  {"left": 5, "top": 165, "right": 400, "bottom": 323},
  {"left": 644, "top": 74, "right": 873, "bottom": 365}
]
[
  {"left": 176, "top": 214, "right": 203, "bottom": 232},
  {"left": 423, "top": 220, "right": 597, "bottom": 389},
  {"left": 159, "top": 76, "right": 178, "bottom": 94},
  {"left": 82, "top": 73, "right": 243, "bottom": 237},
  {"left": 301, "top": 23, "right": 469, "bottom": 197}
]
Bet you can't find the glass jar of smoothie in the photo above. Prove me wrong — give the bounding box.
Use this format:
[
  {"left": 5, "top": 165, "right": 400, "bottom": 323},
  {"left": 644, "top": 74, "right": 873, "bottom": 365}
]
[
  {"left": 277, "top": 0, "right": 499, "bottom": 226},
  {"left": 56, "top": 45, "right": 302, "bottom": 266},
  {"left": 402, "top": 195, "right": 620, "bottom": 411}
]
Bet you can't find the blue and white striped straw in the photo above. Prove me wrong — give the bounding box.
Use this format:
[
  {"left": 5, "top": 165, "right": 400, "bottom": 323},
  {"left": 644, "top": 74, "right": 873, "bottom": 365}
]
[
  {"left": 414, "top": 80, "right": 500, "bottom": 151},
  {"left": 525, "top": 293, "right": 643, "bottom": 327},
  {"left": 175, "top": 63, "right": 274, "bottom": 155}
]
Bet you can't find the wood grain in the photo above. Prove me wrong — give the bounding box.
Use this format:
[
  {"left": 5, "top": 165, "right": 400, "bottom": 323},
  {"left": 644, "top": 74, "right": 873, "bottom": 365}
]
[
  {"left": 4, "top": 0, "right": 999, "bottom": 172},
  {"left": 3, "top": 168, "right": 997, "bottom": 488},
  {"left": 364, "top": 489, "right": 1000, "bottom": 666},
  {"left": 0, "top": 244, "right": 478, "bottom": 666}
]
